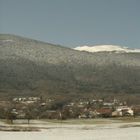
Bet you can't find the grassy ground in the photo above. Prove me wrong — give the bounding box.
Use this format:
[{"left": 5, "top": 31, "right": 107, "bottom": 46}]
[
  {"left": 1, "top": 116, "right": 140, "bottom": 125},
  {"left": 41, "top": 116, "right": 140, "bottom": 125},
  {"left": 42, "top": 119, "right": 113, "bottom": 124},
  {"left": 111, "top": 116, "right": 140, "bottom": 123}
]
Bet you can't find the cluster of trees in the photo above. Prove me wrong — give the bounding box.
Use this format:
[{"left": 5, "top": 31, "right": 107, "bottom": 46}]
[
  {"left": 0, "top": 99, "right": 80, "bottom": 123},
  {"left": 0, "top": 105, "right": 33, "bottom": 124}
]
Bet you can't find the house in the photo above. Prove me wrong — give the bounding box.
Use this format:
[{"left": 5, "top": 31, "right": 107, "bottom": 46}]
[
  {"left": 112, "top": 110, "right": 122, "bottom": 117},
  {"left": 115, "top": 106, "right": 134, "bottom": 116},
  {"left": 132, "top": 105, "right": 140, "bottom": 116},
  {"left": 66, "top": 102, "right": 75, "bottom": 107},
  {"left": 79, "top": 114, "right": 88, "bottom": 119},
  {"left": 103, "top": 102, "right": 114, "bottom": 106},
  {"left": 95, "top": 108, "right": 112, "bottom": 118}
]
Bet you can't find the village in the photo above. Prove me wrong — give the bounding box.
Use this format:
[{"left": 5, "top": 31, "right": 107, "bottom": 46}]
[{"left": 0, "top": 96, "right": 140, "bottom": 122}]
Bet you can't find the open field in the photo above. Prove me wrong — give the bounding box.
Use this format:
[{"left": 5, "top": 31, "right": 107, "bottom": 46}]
[{"left": 0, "top": 118, "right": 140, "bottom": 140}]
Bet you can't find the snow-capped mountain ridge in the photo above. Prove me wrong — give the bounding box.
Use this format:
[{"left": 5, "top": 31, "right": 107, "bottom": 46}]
[
  {"left": 74, "top": 45, "right": 140, "bottom": 53},
  {"left": 0, "top": 34, "right": 140, "bottom": 98}
]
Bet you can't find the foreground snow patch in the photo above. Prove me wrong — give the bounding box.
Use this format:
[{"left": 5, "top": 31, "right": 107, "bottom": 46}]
[{"left": 0, "top": 123, "right": 140, "bottom": 140}]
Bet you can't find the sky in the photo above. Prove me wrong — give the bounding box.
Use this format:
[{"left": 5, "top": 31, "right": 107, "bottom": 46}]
[{"left": 0, "top": 0, "right": 140, "bottom": 48}]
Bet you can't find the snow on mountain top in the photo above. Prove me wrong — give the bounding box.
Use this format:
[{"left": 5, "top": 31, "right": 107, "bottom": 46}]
[{"left": 74, "top": 45, "right": 140, "bottom": 53}]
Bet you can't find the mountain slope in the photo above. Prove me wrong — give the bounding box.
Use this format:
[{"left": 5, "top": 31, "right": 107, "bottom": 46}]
[{"left": 0, "top": 34, "right": 140, "bottom": 99}]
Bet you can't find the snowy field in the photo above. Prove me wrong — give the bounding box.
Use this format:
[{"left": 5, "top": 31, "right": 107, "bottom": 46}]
[{"left": 0, "top": 120, "right": 140, "bottom": 140}]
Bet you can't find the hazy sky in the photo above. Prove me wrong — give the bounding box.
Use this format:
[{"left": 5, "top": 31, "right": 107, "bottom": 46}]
[{"left": 0, "top": 0, "right": 140, "bottom": 48}]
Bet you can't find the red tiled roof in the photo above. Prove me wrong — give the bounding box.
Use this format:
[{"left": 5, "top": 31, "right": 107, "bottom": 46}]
[{"left": 96, "top": 108, "right": 112, "bottom": 114}]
